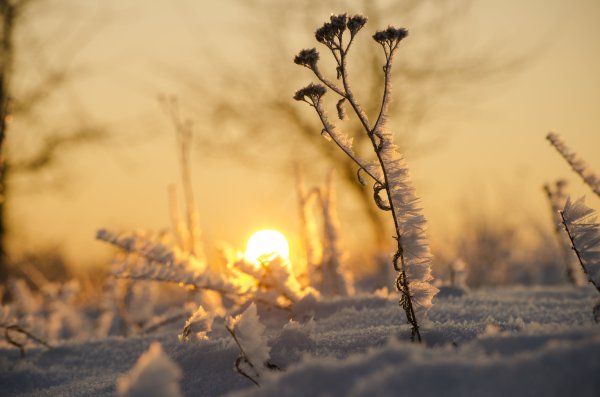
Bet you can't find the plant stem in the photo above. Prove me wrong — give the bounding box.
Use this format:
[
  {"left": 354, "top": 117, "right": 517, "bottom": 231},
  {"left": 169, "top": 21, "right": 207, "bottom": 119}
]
[{"left": 315, "top": 32, "right": 422, "bottom": 342}]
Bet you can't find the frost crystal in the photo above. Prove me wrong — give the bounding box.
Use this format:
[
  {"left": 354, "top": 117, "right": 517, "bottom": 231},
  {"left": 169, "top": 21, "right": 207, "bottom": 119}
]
[
  {"left": 96, "top": 229, "right": 243, "bottom": 296},
  {"left": 378, "top": 127, "right": 439, "bottom": 314},
  {"left": 227, "top": 303, "right": 270, "bottom": 377},
  {"left": 561, "top": 196, "right": 600, "bottom": 291},
  {"left": 117, "top": 342, "right": 182, "bottom": 397},
  {"left": 179, "top": 305, "right": 213, "bottom": 342}
]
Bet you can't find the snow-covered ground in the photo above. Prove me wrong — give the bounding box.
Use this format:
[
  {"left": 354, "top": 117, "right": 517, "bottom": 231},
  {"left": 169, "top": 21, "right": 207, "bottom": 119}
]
[{"left": 1, "top": 285, "right": 599, "bottom": 396}]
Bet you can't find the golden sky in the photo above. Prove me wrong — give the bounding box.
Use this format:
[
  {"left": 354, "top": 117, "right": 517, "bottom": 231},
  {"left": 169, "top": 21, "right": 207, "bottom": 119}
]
[{"left": 9, "top": 0, "right": 600, "bottom": 267}]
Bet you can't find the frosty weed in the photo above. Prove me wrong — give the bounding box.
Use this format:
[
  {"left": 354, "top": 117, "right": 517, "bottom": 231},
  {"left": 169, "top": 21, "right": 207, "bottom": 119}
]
[{"left": 294, "top": 14, "right": 438, "bottom": 342}]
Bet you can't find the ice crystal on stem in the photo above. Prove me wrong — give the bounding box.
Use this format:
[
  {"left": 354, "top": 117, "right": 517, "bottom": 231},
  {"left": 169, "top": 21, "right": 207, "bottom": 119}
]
[
  {"left": 178, "top": 305, "right": 213, "bottom": 342},
  {"left": 560, "top": 196, "right": 600, "bottom": 294},
  {"left": 294, "top": 13, "right": 438, "bottom": 342},
  {"left": 544, "top": 180, "right": 586, "bottom": 285},
  {"left": 560, "top": 196, "right": 600, "bottom": 322},
  {"left": 226, "top": 303, "right": 276, "bottom": 385},
  {"left": 96, "top": 229, "right": 245, "bottom": 297}
]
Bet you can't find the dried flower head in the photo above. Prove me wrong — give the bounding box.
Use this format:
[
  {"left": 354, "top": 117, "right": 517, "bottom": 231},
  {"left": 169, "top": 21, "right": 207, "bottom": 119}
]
[
  {"left": 330, "top": 14, "right": 347, "bottom": 34},
  {"left": 373, "top": 26, "right": 409, "bottom": 45},
  {"left": 315, "top": 23, "right": 334, "bottom": 45},
  {"left": 315, "top": 14, "right": 347, "bottom": 46},
  {"left": 294, "top": 48, "right": 320, "bottom": 69},
  {"left": 347, "top": 14, "right": 368, "bottom": 36},
  {"left": 293, "top": 83, "right": 327, "bottom": 103}
]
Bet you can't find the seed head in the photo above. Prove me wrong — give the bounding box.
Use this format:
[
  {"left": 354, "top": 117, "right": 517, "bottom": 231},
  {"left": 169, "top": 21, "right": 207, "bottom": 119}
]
[
  {"left": 347, "top": 15, "right": 367, "bottom": 36},
  {"left": 293, "top": 83, "right": 327, "bottom": 102},
  {"left": 294, "top": 48, "right": 320, "bottom": 69},
  {"left": 315, "top": 14, "right": 348, "bottom": 46},
  {"left": 330, "top": 14, "right": 347, "bottom": 34},
  {"left": 373, "top": 26, "right": 408, "bottom": 45}
]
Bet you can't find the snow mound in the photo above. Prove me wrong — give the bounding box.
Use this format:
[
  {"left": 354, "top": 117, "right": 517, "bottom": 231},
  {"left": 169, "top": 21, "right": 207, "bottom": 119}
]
[{"left": 117, "top": 342, "right": 182, "bottom": 397}]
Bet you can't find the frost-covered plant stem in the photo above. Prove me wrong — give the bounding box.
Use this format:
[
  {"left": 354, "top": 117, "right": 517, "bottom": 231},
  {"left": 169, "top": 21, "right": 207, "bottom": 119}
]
[
  {"left": 559, "top": 201, "right": 600, "bottom": 294},
  {"left": 225, "top": 325, "right": 260, "bottom": 386},
  {"left": 320, "top": 170, "right": 353, "bottom": 296},
  {"left": 547, "top": 132, "right": 600, "bottom": 199},
  {"left": 295, "top": 165, "right": 322, "bottom": 287},
  {"left": 294, "top": 15, "right": 438, "bottom": 342},
  {"left": 225, "top": 303, "right": 280, "bottom": 386},
  {"left": 161, "top": 96, "right": 206, "bottom": 264},
  {"left": 562, "top": 217, "right": 600, "bottom": 293},
  {"left": 543, "top": 181, "right": 584, "bottom": 285}
]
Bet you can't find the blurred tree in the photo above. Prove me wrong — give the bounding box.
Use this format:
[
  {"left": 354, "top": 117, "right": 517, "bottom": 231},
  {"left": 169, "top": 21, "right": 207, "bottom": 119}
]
[
  {"left": 0, "top": 0, "right": 107, "bottom": 281},
  {"left": 172, "top": 0, "right": 528, "bottom": 268}
]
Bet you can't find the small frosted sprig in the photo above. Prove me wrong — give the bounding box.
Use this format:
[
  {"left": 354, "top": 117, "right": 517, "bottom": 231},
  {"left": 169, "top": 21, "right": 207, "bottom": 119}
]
[
  {"left": 97, "top": 229, "right": 245, "bottom": 297},
  {"left": 178, "top": 305, "right": 213, "bottom": 342},
  {"left": 560, "top": 196, "right": 600, "bottom": 294},
  {"left": 543, "top": 180, "right": 587, "bottom": 285},
  {"left": 547, "top": 132, "right": 600, "bottom": 198},
  {"left": 226, "top": 303, "right": 279, "bottom": 386}
]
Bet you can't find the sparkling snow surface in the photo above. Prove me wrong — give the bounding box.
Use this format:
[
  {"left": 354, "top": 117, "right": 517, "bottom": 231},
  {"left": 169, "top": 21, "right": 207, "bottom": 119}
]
[{"left": 1, "top": 286, "right": 599, "bottom": 396}]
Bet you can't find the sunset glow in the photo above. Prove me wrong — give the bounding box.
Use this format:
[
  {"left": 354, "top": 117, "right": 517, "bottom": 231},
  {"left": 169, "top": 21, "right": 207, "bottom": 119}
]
[{"left": 244, "top": 229, "right": 290, "bottom": 265}]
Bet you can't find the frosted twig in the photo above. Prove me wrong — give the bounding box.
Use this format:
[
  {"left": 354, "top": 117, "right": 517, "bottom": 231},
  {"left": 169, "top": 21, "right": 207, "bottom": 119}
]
[
  {"left": 543, "top": 181, "right": 584, "bottom": 285},
  {"left": 295, "top": 165, "right": 323, "bottom": 288},
  {"left": 225, "top": 325, "right": 260, "bottom": 386},
  {"left": 168, "top": 184, "right": 190, "bottom": 253},
  {"left": 160, "top": 96, "right": 207, "bottom": 265},
  {"left": 547, "top": 132, "right": 600, "bottom": 199},
  {"left": 112, "top": 273, "right": 247, "bottom": 298},
  {"left": 559, "top": 197, "right": 600, "bottom": 295}
]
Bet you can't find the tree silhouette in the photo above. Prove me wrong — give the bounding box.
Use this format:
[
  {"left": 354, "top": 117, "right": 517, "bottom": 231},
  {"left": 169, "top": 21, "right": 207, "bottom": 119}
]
[{"left": 0, "top": 0, "right": 107, "bottom": 281}]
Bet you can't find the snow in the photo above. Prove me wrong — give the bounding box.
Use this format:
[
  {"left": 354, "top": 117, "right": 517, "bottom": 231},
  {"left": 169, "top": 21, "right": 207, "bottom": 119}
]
[
  {"left": 1, "top": 286, "right": 599, "bottom": 396},
  {"left": 116, "top": 342, "right": 182, "bottom": 397},
  {"left": 226, "top": 303, "right": 270, "bottom": 379}
]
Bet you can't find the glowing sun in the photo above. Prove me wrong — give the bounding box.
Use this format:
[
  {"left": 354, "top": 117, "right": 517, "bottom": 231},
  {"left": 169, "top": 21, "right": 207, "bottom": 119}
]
[{"left": 244, "top": 229, "right": 290, "bottom": 265}]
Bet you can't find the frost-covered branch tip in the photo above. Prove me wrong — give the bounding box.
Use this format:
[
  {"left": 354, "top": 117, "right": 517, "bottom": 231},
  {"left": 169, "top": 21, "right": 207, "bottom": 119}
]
[
  {"left": 294, "top": 13, "right": 438, "bottom": 342},
  {"left": 226, "top": 303, "right": 278, "bottom": 386},
  {"left": 543, "top": 180, "right": 586, "bottom": 285},
  {"left": 96, "top": 229, "right": 244, "bottom": 297},
  {"left": 547, "top": 132, "right": 600, "bottom": 198},
  {"left": 560, "top": 196, "right": 600, "bottom": 294}
]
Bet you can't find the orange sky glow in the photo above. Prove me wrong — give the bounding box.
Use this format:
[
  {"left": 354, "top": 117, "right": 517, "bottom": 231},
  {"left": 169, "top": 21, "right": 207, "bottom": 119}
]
[{"left": 8, "top": 0, "right": 600, "bottom": 270}]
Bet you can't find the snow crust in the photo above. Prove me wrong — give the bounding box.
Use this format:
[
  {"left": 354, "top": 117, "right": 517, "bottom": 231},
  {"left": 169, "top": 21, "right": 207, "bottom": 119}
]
[{"left": 1, "top": 287, "right": 599, "bottom": 396}]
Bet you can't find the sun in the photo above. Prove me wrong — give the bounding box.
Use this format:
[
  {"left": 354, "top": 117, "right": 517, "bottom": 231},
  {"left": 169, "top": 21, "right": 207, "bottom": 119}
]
[{"left": 244, "top": 229, "right": 290, "bottom": 265}]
